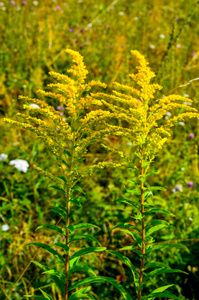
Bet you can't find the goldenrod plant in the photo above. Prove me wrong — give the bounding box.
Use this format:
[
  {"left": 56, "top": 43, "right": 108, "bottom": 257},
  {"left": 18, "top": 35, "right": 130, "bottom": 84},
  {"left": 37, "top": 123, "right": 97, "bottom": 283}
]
[
  {"left": 4, "top": 50, "right": 130, "bottom": 300},
  {"left": 90, "top": 50, "right": 199, "bottom": 300},
  {"left": 4, "top": 49, "right": 199, "bottom": 300}
]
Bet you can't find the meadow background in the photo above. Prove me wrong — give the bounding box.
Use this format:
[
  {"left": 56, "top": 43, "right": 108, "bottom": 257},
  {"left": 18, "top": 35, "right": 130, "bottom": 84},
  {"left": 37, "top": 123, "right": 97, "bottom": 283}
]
[{"left": 0, "top": 0, "right": 199, "bottom": 299}]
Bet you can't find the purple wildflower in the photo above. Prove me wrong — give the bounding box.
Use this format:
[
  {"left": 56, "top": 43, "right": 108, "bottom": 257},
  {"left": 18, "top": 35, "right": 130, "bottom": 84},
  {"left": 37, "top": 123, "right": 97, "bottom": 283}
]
[
  {"left": 137, "top": 99, "right": 141, "bottom": 102},
  {"left": 60, "top": 112, "right": 64, "bottom": 116},
  {"left": 57, "top": 105, "right": 62, "bottom": 110},
  {"left": 56, "top": 128, "right": 60, "bottom": 131},
  {"left": 175, "top": 17, "right": 179, "bottom": 21},
  {"left": 109, "top": 159, "right": 113, "bottom": 162},
  {"left": 56, "top": 6, "right": 61, "bottom": 10},
  {"left": 191, "top": 52, "right": 196, "bottom": 57},
  {"left": 189, "top": 133, "right": 194, "bottom": 139},
  {"left": 69, "top": 28, "right": 74, "bottom": 32},
  {"left": 22, "top": 1, "right": 27, "bottom": 5},
  {"left": 61, "top": 107, "right": 65, "bottom": 110},
  {"left": 65, "top": 147, "right": 68, "bottom": 150},
  {"left": 10, "top": 0, "right": 16, "bottom": 5},
  {"left": 187, "top": 182, "right": 194, "bottom": 188}
]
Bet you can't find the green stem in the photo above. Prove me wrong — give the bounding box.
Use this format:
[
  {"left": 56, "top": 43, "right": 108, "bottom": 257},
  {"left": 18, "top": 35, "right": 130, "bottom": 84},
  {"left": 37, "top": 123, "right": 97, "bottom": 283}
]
[
  {"left": 64, "top": 186, "right": 71, "bottom": 300},
  {"left": 137, "top": 154, "right": 145, "bottom": 300}
]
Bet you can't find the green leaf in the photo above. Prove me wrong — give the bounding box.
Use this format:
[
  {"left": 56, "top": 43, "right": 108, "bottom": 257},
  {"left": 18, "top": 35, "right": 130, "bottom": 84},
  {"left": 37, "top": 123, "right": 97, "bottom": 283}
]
[
  {"left": 68, "top": 287, "right": 92, "bottom": 300},
  {"left": 50, "top": 207, "right": 66, "bottom": 221},
  {"left": 39, "top": 289, "right": 53, "bottom": 300},
  {"left": 36, "top": 225, "right": 63, "bottom": 235},
  {"left": 71, "top": 186, "right": 87, "bottom": 196},
  {"left": 64, "top": 224, "right": 74, "bottom": 234},
  {"left": 68, "top": 276, "right": 133, "bottom": 300},
  {"left": 119, "top": 246, "right": 142, "bottom": 257},
  {"left": 142, "top": 292, "right": 179, "bottom": 299},
  {"left": 144, "top": 261, "right": 169, "bottom": 270},
  {"left": 64, "top": 149, "right": 71, "bottom": 157},
  {"left": 26, "top": 243, "right": 64, "bottom": 263},
  {"left": 114, "top": 198, "right": 139, "bottom": 210},
  {"left": 145, "top": 171, "right": 159, "bottom": 177},
  {"left": 107, "top": 250, "right": 139, "bottom": 278},
  {"left": 31, "top": 261, "right": 50, "bottom": 271},
  {"left": 69, "top": 235, "right": 101, "bottom": 246},
  {"left": 70, "top": 247, "right": 106, "bottom": 261},
  {"left": 69, "top": 276, "right": 133, "bottom": 300},
  {"left": 52, "top": 242, "right": 69, "bottom": 253},
  {"left": 146, "top": 243, "right": 190, "bottom": 253},
  {"left": 150, "top": 284, "right": 174, "bottom": 294},
  {"left": 68, "top": 265, "right": 97, "bottom": 278},
  {"left": 144, "top": 191, "right": 153, "bottom": 200},
  {"left": 125, "top": 188, "right": 141, "bottom": 196},
  {"left": 55, "top": 175, "right": 68, "bottom": 184},
  {"left": 148, "top": 186, "right": 166, "bottom": 191},
  {"left": 146, "top": 208, "right": 175, "bottom": 217},
  {"left": 42, "top": 269, "right": 66, "bottom": 282},
  {"left": 117, "top": 229, "right": 142, "bottom": 246},
  {"left": 74, "top": 223, "right": 100, "bottom": 230},
  {"left": 145, "top": 220, "right": 169, "bottom": 228},
  {"left": 24, "top": 296, "right": 47, "bottom": 300},
  {"left": 111, "top": 222, "right": 140, "bottom": 233},
  {"left": 50, "top": 185, "right": 66, "bottom": 193},
  {"left": 145, "top": 224, "right": 169, "bottom": 237},
  {"left": 142, "top": 268, "right": 188, "bottom": 283}
]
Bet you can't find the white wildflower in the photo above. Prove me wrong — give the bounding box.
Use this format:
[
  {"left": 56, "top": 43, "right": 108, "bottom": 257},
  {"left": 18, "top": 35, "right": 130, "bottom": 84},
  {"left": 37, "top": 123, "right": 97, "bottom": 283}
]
[
  {"left": 160, "top": 34, "right": 165, "bottom": 39},
  {"left": 0, "top": 153, "right": 8, "bottom": 162},
  {"left": 33, "top": 1, "right": 38, "bottom": 5},
  {"left": 9, "top": 159, "right": 29, "bottom": 173},
  {"left": 127, "top": 142, "right": 133, "bottom": 146},
  {"left": 183, "top": 101, "right": 192, "bottom": 106},
  {"left": 179, "top": 122, "right": 185, "bottom": 126},
  {"left": 184, "top": 94, "right": 189, "bottom": 98},
  {"left": 2, "top": 224, "right": 9, "bottom": 231},
  {"left": 119, "top": 11, "right": 124, "bottom": 15},
  {"left": 172, "top": 184, "right": 183, "bottom": 193},
  {"left": 29, "top": 103, "right": 40, "bottom": 109},
  {"left": 166, "top": 112, "right": 171, "bottom": 116},
  {"left": 150, "top": 44, "right": 155, "bottom": 49}
]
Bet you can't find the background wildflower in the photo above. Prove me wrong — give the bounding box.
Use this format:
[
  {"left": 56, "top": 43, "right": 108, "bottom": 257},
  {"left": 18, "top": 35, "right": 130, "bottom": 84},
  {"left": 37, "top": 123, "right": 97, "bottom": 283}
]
[
  {"left": 0, "top": 153, "right": 8, "bottom": 161},
  {"left": 189, "top": 133, "right": 194, "bottom": 139},
  {"left": 187, "top": 182, "right": 194, "bottom": 188},
  {"left": 9, "top": 159, "right": 29, "bottom": 173},
  {"left": 1, "top": 224, "right": 9, "bottom": 231}
]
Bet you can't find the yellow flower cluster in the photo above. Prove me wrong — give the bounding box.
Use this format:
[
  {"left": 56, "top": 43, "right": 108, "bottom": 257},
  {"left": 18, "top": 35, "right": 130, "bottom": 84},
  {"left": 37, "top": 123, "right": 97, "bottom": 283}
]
[{"left": 90, "top": 50, "right": 199, "bottom": 163}]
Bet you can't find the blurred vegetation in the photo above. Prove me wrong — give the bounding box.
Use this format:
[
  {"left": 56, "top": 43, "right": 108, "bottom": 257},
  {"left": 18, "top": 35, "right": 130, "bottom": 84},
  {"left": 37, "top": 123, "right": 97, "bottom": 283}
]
[{"left": 0, "top": 0, "right": 199, "bottom": 299}]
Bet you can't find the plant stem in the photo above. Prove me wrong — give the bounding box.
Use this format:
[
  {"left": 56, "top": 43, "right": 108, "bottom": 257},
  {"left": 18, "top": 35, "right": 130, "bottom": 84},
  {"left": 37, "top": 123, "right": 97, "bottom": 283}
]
[
  {"left": 138, "top": 155, "right": 145, "bottom": 300},
  {"left": 64, "top": 186, "right": 71, "bottom": 300}
]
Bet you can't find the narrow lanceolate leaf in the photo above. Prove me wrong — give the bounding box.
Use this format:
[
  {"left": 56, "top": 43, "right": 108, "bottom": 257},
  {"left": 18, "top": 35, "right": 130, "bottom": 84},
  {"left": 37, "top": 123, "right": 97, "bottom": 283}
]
[
  {"left": 50, "top": 185, "right": 66, "bottom": 194},
  {"left": 146, "top": 243, "right": 190, "bottom": 253},
  {"left": 68, "top": 265, "right": 97, "bottom": 277},
  {"left": 144, "top": 261, "right": 169, "bottom": 270},
  {"left": 24, "top": 296, "right": 47, "bottom": 300},
  {"left": 70, "top": 247, "right": 106, "bottom": 261},
  {"left": 107, "top": 250, "right": 138, "bottom": 277},
  {"left": 39, "top": 289, "right": 54, "bottom": 300},
  {"left": 118, "top": 229, "right": 142, "bottom": 246},
  {"left": 27, "top": 243, "right": 64, "bottom": 263},
  {"left": 148, "top": 186, "right": 166, "bottom": 191},
  {"left": 68, "top": 286, "right": 92, "bottom": 300},
  {"left": 119, "top": 246, "right": 142, "bottom": 257},
  {"left": 111, "top": 222, "right": 140, "bottom": 233},
  {"left": 145, "top": 224, "right": 169, "bottom": 237},
  {"left": 68, "top": 276, "right": 133, "bottom": 300},
  {"left": 114, "top": 198, "right": 139, "bottom": 210},
  {"left": 36, "top": 224, "right": 64, "bottom": 235},
  {"left": 72, "top": 186, "right": 87, "bottom": 196},
  {"left": 74, "top": 223, "right": 100, "bottom": 230},
  {"left": 145, "top": 171, "right": 159, "bottom": 177},
  {"left": 150, "top": 284, "right": 174, "bottom": 294},
  {"left": 143, "top": 191, "right": 153, "bottom": 200},
  {"left": 64, "top": 149, "right": 71, "bottom": 157},
  {"left": 55, "top": 175, "right": 68, "bottom": 184},
  {"left": 145, "top": 208, "right": 175, "bottom": 217},
  {"left": 69, "top": 235, "right": 101, "bottom": 246},
  {"left": 42, "top": 269, "right": 66, "bottom": 282},
  {"left": 142, "top": 268, "right": 188, "bottom": 283},
  {"left": 142, "top": 292, "right": 179, "bottom": 299},
  {"left": 52, "top": 242, "right": 69, "bottom": 253},
  {"left": 50, "top": 207, "right": 66, "bottom": 220},
  {"left": 125, "top": 188, "right": 141, "bottom": 196},
  {"left": 145, "top": 220, "right": 169, "bottom": 228}
]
